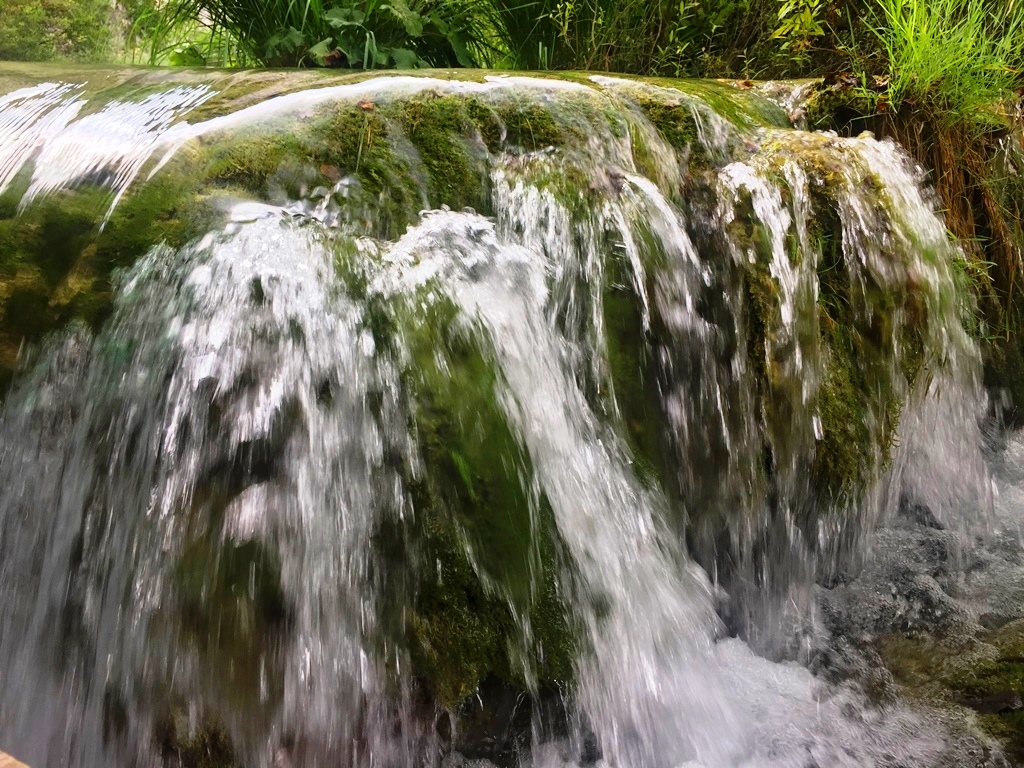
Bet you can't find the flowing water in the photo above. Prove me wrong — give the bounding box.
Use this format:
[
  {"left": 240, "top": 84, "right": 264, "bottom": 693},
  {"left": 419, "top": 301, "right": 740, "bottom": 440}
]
[{"left": 0, "top": 65, "right": 1003, "bottom": 767}]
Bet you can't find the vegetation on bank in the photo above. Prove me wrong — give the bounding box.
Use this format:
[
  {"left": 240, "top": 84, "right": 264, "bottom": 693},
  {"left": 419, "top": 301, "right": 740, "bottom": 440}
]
[
  {"left": 3, "top": 0, "right": 1023, "bottom": 125},
  {"left": 0, "top": 0, "right": 113, "bottom": 62}
]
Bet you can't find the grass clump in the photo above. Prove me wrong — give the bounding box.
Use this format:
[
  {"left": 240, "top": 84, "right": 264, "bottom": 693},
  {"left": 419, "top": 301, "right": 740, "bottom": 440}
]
[{"left": 872, "top": 0, "right": 1024, "bottom": 132}]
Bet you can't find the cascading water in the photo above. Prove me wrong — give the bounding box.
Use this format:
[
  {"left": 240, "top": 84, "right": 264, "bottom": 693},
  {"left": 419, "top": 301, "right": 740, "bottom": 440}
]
[{"left": 0, "top": 64, "right": 1001, "bottom": 768}]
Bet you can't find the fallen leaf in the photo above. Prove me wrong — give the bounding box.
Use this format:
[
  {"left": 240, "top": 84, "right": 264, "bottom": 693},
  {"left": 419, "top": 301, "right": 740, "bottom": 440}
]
[{"left": 320, "top": 164, "right": 342, "bottom": 183}]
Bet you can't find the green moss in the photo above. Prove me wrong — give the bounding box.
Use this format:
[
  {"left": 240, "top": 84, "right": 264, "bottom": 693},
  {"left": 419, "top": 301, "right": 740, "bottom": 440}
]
[
  {"left": 175, "top": 538, "right": 287, "bottom": 634},
  {"left": 727, "top": 169, "right": 924, "bottom": 503},
  {"left": 395, "top": 94, "right": 488, "bottom": 212},
  {"left": 408, "top": 302, "right": 537, "bottom": 599},
  {"left": 401, "top": 494, "right": 575, "bottom": 709},
  {"left": 0, "top": 155, "right": 214, "bottom": 386},
  {"left": 494, "top": 101, "right": 565, "bottom": 153},
  {"left": 603, "top": 281, "right": 663, "bottom": 487},
  {"left": 808, "top": 184, "right": 926, "bottom": 498},
  {"left": 603, "top": 80, "right": 786, "bottom": 173},
  {"left": 171, "top": 528, "right": 288, "bottom": 710},
  {"left": 803, "top": 84, "right": 879, "bottom": 133},
  {"left": 976, "top": 711, "right": 1024, "bottom": 760},
  {"left": 815, "top": 314, "right": 877, "bottom": 498},
  {"left": 600, "top": 224, "right": 677, "bottom": 494},
  {"left": 628, "top": 93, "right": 706, "bottom": 165},
  {"left": 202, "top": 132, "right": 307, "bottom": 196},
  {"left": 157, "top": 717, "right": 237, "bottom": 768},
  {"left": 0, "top": 82, "right": 630, "bottom": 392},
  {"left": 374, "top": 297, "right": 575, "bottom": 709},
  {"left": 196, "top": 91, "right": 500, "bottom": 236},
  {"left": 875, "top": 626, "right": 1024, "bottom": 760},
  {"left": 875, "top": 633, "right": 958, "bottom": 691}
]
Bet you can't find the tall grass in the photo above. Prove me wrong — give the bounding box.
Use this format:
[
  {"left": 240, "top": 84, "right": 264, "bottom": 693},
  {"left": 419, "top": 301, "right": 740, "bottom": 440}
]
[
  {"left": 471, "top": 0, "right": 777, "bottom": 74},
  {"left": 873, "top": 0, "right": 1024, "bottom": 130}
]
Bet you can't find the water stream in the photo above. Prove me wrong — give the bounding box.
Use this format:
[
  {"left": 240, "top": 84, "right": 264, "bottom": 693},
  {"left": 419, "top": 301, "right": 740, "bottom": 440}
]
[{"left": 0, "top": 65, "right": 1004, "bottom": 767}]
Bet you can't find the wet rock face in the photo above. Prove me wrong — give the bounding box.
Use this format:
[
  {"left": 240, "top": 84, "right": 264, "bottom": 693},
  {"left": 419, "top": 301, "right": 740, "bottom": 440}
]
[
  {"left": 814, "top": 442, "right": 1024, "bottom": 765},
  {"left": 820, "top": 518, "right": 976, "bottom": 641},
  {"left": 0, "top": 65, "right": 995, "bottom": 768},
  {"left": 433, "top": 680, "right": 578, "bottom": 767}
]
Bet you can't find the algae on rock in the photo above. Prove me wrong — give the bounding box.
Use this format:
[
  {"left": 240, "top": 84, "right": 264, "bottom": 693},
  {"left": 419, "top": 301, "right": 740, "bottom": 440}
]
[{"left": 373, "top": 295, "right": 576, "bottom": 710}]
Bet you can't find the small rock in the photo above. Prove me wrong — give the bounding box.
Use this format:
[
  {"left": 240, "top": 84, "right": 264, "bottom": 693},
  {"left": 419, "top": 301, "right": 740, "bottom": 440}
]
[
  {"left": 962, "top": 690, "right": 1023, "bottom": 715},
  {"left": 898, "top": 496, "right": 945, "bottom": 529}
]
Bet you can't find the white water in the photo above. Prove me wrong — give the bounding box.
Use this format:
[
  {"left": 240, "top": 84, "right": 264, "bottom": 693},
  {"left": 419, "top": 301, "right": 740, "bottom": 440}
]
[
  {"left": 0, "top": 68, "right": 1002, "bottom": 768},
  {"left": 0, "top": 217, "right": 423, "bottom": 767}
]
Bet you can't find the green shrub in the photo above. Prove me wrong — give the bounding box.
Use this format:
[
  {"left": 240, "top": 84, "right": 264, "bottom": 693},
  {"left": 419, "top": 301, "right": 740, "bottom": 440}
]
[
  {"left": 0, "top": 0, "right": 112, "bottom": 62},
  {"left": 141, "top": 0, "right": 492, "bottom": 67},
  {"left": 474, "top": 0, "right": 781, "bottom": 75},
  {"left": 771, "top": 0, "right": 827, "bottom": 61}
]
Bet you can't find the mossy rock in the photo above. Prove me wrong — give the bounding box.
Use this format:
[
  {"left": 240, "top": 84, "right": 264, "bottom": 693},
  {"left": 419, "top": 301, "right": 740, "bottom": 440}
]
[
  {"left": 802, "top": 82, "right": 879, "bottom": 134},
  {"left": 156, "top": 715, "right": 238, "bottom": 768},
  {"left": 0, "top": 69, "right": 795, "bottom": 397},
  {"left": 0, "top": 153, "right": 217, "bottom": 390},
  {"left": 875, "top": 624, "right": 1024, "bottom": 761},
  {"left": 168, "top": 527, "right": 289, "bottom": 721},
  {"left": 602, "top": 256, "right": 670, "bottom": 491},
  {"left": 373, "top": 296, "right": 576, "bottom": 710}
]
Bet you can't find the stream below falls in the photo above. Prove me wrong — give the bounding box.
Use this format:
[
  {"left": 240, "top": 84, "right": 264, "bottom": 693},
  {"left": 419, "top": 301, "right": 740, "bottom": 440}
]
[{"left": 0, "top": 64, "right": 1015, "bottom": 768}]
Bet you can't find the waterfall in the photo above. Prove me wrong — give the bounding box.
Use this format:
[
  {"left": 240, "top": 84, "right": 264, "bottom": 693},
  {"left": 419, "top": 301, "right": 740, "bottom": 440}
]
[{"left": 0, "top": 65, "right": 997, "bottom": 767}]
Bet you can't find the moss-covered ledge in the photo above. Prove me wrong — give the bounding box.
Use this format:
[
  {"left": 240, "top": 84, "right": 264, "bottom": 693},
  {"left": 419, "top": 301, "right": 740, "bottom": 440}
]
[
  {"left": 0, "top": 67, "right": 781, "bottom": 393},
  {"left": 801, "top": 76, "right": 1024, "bottom": 425}
]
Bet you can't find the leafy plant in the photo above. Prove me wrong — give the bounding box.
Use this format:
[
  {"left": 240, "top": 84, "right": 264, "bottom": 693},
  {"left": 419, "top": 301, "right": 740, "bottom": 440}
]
[
  {"left": 772, "top": 0, "right": 826, "bottom": 55},
  {"left": 654, "top": 0, "right": 780, "bottom": 76},
  {"left": 472, "top": 0, "right": 774, "bottom": 74},
  {"left": 142, "top": 0, "right": 489, "bottom": 68}
]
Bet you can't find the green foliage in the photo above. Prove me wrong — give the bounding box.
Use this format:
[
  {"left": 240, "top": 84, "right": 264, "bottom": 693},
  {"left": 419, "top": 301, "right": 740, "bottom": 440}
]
[
  {"left": 771, "top": 0, "right": 826, "bottom": 61},
  {"left": 0, "top": 0, "right": 112, "bottom": 62},
  {"left": 658, "top": 0, "right": 774, "bottom": 75},
  {"left": 872, "top": 0, "right": 1024, "bottom": 131},
  {"left": 141, "top": 0, "right": 488, "bottom": 67},
  {"left": 473, "top": 0, "right": 781, "bottom": 75}
]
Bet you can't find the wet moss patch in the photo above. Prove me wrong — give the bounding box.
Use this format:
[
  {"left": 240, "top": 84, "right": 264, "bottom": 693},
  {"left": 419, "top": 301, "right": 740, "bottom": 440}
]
[
  {"left": 0, "top": 155, "right": 214, "bottom": 388},
  {"left": 875, "top": 626, "right": 1024, "bottom": 761},
  {"left": 157, "top": 716, "right": 238, "bottom": 768},
  {"left": 394, "top": 94, "right": 488, "bottom": 212},
  {"left": 374, "top": 297, "right": 576, "bottom": 710}
]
